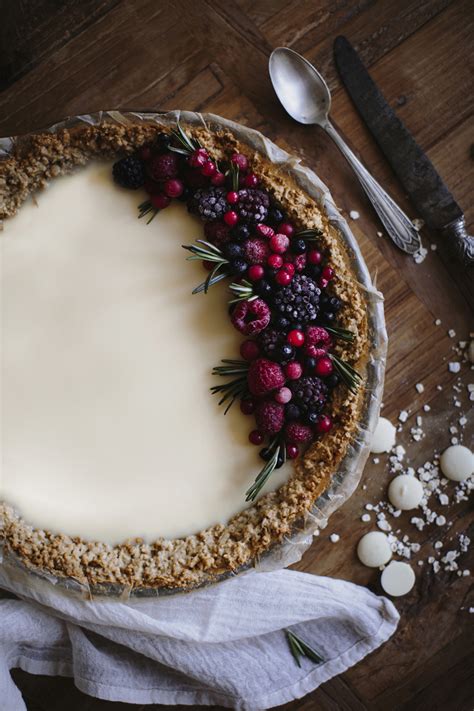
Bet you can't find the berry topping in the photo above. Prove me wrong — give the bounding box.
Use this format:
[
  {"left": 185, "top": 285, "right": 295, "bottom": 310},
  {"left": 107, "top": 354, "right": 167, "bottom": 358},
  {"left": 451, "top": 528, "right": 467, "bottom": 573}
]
[
  {"left": 268, "top": 254, "right": 283, "bottom": 269},
  {"left": 204, "top": 221, "right": 231, "bottom": 247},
  {"left": 275, "top": 269, "right": 292, "bottom": 286},
  {"left": 223, "top": 242, "right": 243, "bottom": 260},
  {"left": 321, "top": 265, "right": 334, "bottom": 280},
  {"left": 240, "top": 339, "right": 260, "bottom": 361},
  {"left": 243, "top": 238, "right": 270, "bottom": 265},
  {"left": 231, "top": 298, "right": 271, "bottom": 336},
  {"left": 231, "top": 153, "right": 249, "bottom": 171},
  {"left": 316, "top": 414, "right": 333, "bottom": 433},
  {"left": 319, "top": 277, "right": 329, "bottom": 289},
  {"left": 290, "top": 376, "right": 327, "bottom": 414},
  {"left": 285, "top": 421, "right": 313, "bottom": 443},
  {"left": 247, "top": 264, "right": 265, "bottom": 282},
  {"left": 227, "top": 191, "right": 239, "bottom": 204},
  {"left": 249, "top": 429, "right": 264, "bottom": 445},
  {"left": 284, "top": 361, "right": 303, "bottom": 380},
  {"left": 229, "top": 258, "right": 248, "bottom": 275},
  {"left": 273, "top": 274, "right": 321, "bottom": 324},
  {"left": 247, "top": 358, "right": 285, "bottom": 396},
  {"left": 314, "top": 356, "right": 334, "bottom": 377},
  {"left": 258, "top": 328, "right": 286, "bottom": 360},
  {"left": 279, "top": 222, "right": 294, "bottom": 237},
  {"left": 267, "top": 207, "right": 284, "bottom": 226},
  {"left": 274, "top": 386, "right": 292, "bottom": 404},
  {"left": 285, "top": 403, "right": 301, "bottom": 420},
  {"left": 287, "top": 329, "right": 305, "bottom": 347},
  {"left": 149, "top": 152, "right": 179, "bottom": 181},
  {"left": 112, "top": 156, "right": 145, "bottom": 189},
  {"left": 201, "top": 160, "right": 217, "bottom": 177},
  {"left": 190, "top": 187, "right": 228, "bottom": 221},
  {"left": 151, "top": 193, "right": 171, "bottom": 210},
  {"left": 286, "top": 444, "right": 299, "bottom": 459},
  {"left": 188, "top": 148, "right": 208, "bottom": 168},
  {"left": 291, "top": 239, "right": 307, "bottom": 254},
  {"left": 256, "top": 224, "right": 275, "bottom": 239},
  {"left": 308, "top": 250, "right": 322, "bottom": 265},
  {"left": 269, "top": 233, "right": 290, "bottom": 254},
  {"left": 305, "top": 326, "right": 331, "bottom": 348},
  {"left": 237, "top": 188, "right": 270, "bottom": 224},
  {"left": 224, "top": 210, "right": 239, "bottom": 227},
  {"left": 211, "top": 172, "right": 226, "bottom": 186},
  {"left": 255, "top": 400, "right": 285, "bottom": 435},
  {"left": 243, "top": 173, "right": 259, "bottom": 188},
  {"left": 232, "top": 224, "right": 250, "bottom": 241},
  {"left": 164, "top": 178, "right": 184, "bottom": 198},
  {"left": 240, "top": 397, "right": 256, "bottom": 415}
]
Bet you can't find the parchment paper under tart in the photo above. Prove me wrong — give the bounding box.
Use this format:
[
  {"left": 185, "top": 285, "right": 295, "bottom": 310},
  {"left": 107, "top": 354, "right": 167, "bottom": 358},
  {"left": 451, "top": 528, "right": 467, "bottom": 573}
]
[{"left": 0, "top": 111, "right": 387, "bottom": 598}]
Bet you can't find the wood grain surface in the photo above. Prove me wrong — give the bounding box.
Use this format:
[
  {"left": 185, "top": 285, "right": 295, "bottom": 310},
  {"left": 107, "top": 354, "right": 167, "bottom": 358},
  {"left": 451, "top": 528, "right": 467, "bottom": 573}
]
[{"left": 1, "top": 1, "right": 473, "bottom": 709}]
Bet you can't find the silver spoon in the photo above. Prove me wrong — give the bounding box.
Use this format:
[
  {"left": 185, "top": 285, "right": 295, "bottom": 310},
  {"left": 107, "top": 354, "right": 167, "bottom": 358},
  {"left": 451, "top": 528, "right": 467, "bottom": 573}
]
[{"left": 269, "top": 47, "right": 421, "bottom": 254}]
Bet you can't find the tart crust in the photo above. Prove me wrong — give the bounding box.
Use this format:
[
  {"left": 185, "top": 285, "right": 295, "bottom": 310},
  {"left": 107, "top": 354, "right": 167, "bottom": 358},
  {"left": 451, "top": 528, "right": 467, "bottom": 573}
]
[{"left": 0, "top": 121, "right": 368, "bottom": 590}]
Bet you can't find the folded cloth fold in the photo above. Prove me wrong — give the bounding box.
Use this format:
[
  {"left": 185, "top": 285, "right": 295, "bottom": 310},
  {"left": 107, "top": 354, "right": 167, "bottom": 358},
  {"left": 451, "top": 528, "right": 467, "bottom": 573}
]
[{"left": 0, "top": 565, "right": 399, "bottom": 711}]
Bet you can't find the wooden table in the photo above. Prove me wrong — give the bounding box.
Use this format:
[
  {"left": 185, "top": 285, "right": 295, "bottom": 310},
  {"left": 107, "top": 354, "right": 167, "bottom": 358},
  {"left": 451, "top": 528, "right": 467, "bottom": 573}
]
[{"left": 2, "top": 1, "right": 473, "bottom": 709}]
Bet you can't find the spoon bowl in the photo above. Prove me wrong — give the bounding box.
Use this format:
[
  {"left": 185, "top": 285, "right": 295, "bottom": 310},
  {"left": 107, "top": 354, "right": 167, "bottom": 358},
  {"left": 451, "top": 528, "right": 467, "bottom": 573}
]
[{"left": 269, "top": 47, "right": 331, "bottom": 126}]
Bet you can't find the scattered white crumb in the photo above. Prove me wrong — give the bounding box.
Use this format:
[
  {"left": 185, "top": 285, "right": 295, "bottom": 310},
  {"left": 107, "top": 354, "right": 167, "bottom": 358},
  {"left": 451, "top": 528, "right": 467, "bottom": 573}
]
[
  {"left": 373, "top": 457, "right": 380, "bottom": 464},
  {"left": 459, "top": 416, "right": 467, "bottom": 427},
  {"left": 377, "top": 231, "right": 383, "bottom": 237},
  {"left": 413, "top": 218, "right": 425, "bottom": 230},
  {"left": 413, "top": 246, "right": 428, "bottom": 264},
  {"left": 434, "top": 541, "right": 443, "bottom": 549},
  {"left": 330, "top": 533, "right": 340, "bottom": 543},
  {"left": 430, "top": 243, "right": 437, "bottom": 251},
  {"left": 349, "top": 210, "right": 360, "bottom": 220},
  {"left": 423, "top": 404, "right": 431, "bottom": 412},
  {"left": 415, "top": 383, "right": 425, "bottom": 394},
  {"left": 449, "top": 362, "right": 461, "bottom": 373},
  {"left": 435, "top": 515, "right": 447, "bottom": 526},
  {"left": 361, "top": 514, "right": 371, "bottom": 523},
  {"left": 448, "top": 329, "right": 456, "bottom": 338},
  {"left": 463, "top": 570, "right": 470, "bottom": 577},
  {"left": 435, "top": 319, "right": 442, "bottom": 326}
]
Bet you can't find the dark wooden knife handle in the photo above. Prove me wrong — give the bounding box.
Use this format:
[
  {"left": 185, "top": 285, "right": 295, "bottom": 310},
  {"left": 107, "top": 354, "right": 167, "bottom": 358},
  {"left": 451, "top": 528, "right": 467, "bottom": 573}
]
[{"left": 441, "top": 217, "right": 474, "bottom": 268}]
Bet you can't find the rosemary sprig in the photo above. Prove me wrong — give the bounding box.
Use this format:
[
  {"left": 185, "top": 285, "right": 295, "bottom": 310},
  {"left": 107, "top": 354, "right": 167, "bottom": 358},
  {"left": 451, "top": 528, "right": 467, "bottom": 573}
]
[
  {"left": 245, "top": 438, "right": 285, "bottom": 502},
  {"left": 295, "top": 228, "right": 323, "bottom": 241},
  {"left": 324, "top": 325, "right": 356, "bottom": 343},
  {"left": 228, "top": 280, "right": 257, "bottom": 304},
  {"left": 138, "top": 199, "right": 158, "bottom": 224},
  {"left": 285, "top": 630, "right": 324, "bottom": 667},
  {"left": 330, "top": 353, "right": 362, "bottom": 392},
  {"left": 226, "top": 161, "right": 240, "bottom": 191},
  {"left": 168, "top": 120, "right": 201, "bottom": 156},
  {"left": 210, "top": 360, "right": 250, "bottom": 414},
  {"left": 182, "top": 240, "right": 230, "bottom": 294}
]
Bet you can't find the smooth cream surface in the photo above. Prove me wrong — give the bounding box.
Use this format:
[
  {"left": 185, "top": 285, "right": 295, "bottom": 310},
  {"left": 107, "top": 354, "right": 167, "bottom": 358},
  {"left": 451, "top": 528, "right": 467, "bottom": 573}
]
[{"left": 0, "top": 163, "right": 290, "bottom": 543}]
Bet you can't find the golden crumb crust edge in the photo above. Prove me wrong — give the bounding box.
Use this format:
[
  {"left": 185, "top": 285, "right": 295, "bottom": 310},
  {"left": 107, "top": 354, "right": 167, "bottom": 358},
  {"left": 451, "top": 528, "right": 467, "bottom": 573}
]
[{"left": 0, "top": 121, "right": 368, "bottom": 590}]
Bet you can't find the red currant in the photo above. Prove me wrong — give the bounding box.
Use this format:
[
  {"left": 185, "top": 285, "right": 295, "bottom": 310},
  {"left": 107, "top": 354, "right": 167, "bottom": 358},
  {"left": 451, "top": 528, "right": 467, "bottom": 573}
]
[
  {"left": 243, "top": 173, "right": 258, "bottom": 188},
  {"left": 247, "top": 265, "right": 264, "bottom": 282},
  {"left": 308, "top": 250, "right": 322, "bottom": 264},
  {"left": 321, "top": 265, "right": 334, "bottom": 280},
  {"left": 314, "top": 356, "right": 334, "bottom": 377},
  {"left": 189, "top": 148, "right": 208, "bottom": 168},
  {"left": 275, "top": 269, "right": 292, "bottom": 286},
  {"left": 274, "top": 386, "right": 292, "bottom": 404},
  {"left": 279, "top": 223, "right": 294, "bottom": 237},
  {"left": 287, "top": 329, "right": 305, "bottom": 347},
  {"left": 286, "top": 444, "right": 299, "bottom": 459},
  {"left": 151, "top": 193, "right": 171, "bottom": 210},
  {"left": 240, "top": 398, "right": 256, "bottom": 415},
  {"left": 226, "top": 191, "right": 239, "bottom": 204},
  {"left": 269, "top": 233, "right": 290, "bottom": 254},
  {"left": 164, "top": 178, "right": 184, "bottom": 198},
  {"left": 267, "top": 254, "right": 283, "bottom": 269},
  {"left": 231, "top": 153, "right": 249, "bottom": 171},
  {"left": 201, "top": 160, "right": 216, "bottom": 177},
  {"left": 316, "top": 415, "right": 333, "bottom": 433},
  {"left": 284, "top": 361, "right": 303, "bottom": 380},
  {"left": 240, "top": 340, "right": 260, "bottom": 361},
  {"left": 211, "top": 172, "right": 226, "bottom": 186},
  {"left": 282, "top": 262, "right": 295, "bottom": 276},
  {"left": 224, "top": 210, "right": 239, "bottom": 227},
  {"left": 319, "top": 277, "right": 329, "bottom": 289},
  {"left": 256, "top": 224, "right": 275, "bottom": 239},
  {"left": 249, "top": 429, "right": 264, "bottom": 445}
]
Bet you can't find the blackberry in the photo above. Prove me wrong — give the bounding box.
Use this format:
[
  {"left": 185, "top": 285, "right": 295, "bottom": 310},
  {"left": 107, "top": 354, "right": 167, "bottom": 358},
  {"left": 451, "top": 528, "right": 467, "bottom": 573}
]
[
  {"left": 223, "top": 242, "right": 243, "bottom": 260},
  {"left": 292, "top": 239, "right": 307, "bottom": 254},
  {"left": 274, "top": 315, "right": 290, "bottom": 330},
  {"left": 258, "top": 329, "right": 286, "bottom": 360},
  {"left": 267, "top": 206, "right": 284, "bottom": 226},
  {"left": 254, "top": 279, "right": 273, "bottom": 299},
  {"left": 237, "top": 189, "right": 270, "bottom": 224},
  {"left": 285, "top": 403, "right": 301, "bottom": 420},
  {"left": 190, "top": 187, "right": 228, "bottom": 221},
  {"left": 306, "top": 264, "right": 322, "bottom": 280},
  {"left": 273, "top": 274, "right": 321, "bottom": 324},
  {"left": 229, "top": 258, "right": 248, "bottom": 275},
  {"left": 112, "top": 156, "right": 145, "bottom": 189},
  {"left": 290, "top": 376, "right": 327, "bottom": 414},
  {"left": 232, "top": 224, "right": 250, "bottom": 242}
]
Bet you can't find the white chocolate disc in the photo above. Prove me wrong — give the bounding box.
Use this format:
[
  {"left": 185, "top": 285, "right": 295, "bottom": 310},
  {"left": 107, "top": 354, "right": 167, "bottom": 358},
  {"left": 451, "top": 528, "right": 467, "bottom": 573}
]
[
  {"left": 388, "top": 475, "right": 424, "bottom": 510},
  {"left": 370, "top": 417, "right": 396, "bottom": 454},
  {"left": 440, "top": 445, "right": 474, "bottom": 482},
  {"left": 381, "top": 561, "right": 415, "bottom": 597},
  {"left": 357, "top": 531, "right": 392, "bottom": 568}
]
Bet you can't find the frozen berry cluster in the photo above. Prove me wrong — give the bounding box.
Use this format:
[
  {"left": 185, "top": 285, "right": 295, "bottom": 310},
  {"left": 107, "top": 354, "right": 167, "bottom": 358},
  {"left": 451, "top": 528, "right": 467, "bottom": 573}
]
[{"left": 112, "top": 127, "right": 348, "bottom": 478}]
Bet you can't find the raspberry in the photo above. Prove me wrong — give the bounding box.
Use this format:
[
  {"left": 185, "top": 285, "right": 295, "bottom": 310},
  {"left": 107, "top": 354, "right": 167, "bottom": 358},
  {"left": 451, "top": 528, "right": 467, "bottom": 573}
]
[
  {"left": 204, "top": 221, "right": 231, "bottom": 247},
  {"left": 284, "top": 361, "right": 303, "bottom": 380},
  {"left": 247, "top": 358, "right": 285, "bottom": 397},
  {"left": 231, "top": 299, "right": 271, "bottom": 336},
  {"left": 269, "top": 233, "right": 290, "bottom": 254},
  {"left": 285, "top": 252, "right": 307, "bottom": 272},
  {"left": 255, "top": 400, "right": 285, "bottom": 435},
  {"left": 285, "top": 421, "right": 313, "bottom": 444},
  {"left": 256, "top": 224, "right": 275, "bottom": 239},
  {"left": 240, "top": 340, "right": 260, "bottom": 361},
  {"left": 149, "top": 152, "right": 180, "bottom": 181},
  {"left": 231, "top": 153, "right": 249, "bottom": 171},
  {"left": 189, "top": 148, "right": 208, "bottom": 168},
  {"left": 243, "top": 238, "right": 270, "bottom": 265},
  {"left": 305, "top": 326, "right": 331, "bottom": 348}
]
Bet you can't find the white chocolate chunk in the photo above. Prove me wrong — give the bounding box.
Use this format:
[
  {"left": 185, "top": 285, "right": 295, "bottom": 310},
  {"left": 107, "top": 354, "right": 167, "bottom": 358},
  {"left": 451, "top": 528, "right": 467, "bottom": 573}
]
[
  {"left": 370, "top": 417, "right": 396, "bottom": 454},
  {"left": 381, "top": 561, "right": 415, "bottom": 597},
  {"left": 357, "top": 531, "right": 392, "bottom": 568},
  {"left": 388, "top": 475, "right": 424, "bottom": 511},
  {"left": 440, "top": 445, "right": 474, "bottom": 482}
]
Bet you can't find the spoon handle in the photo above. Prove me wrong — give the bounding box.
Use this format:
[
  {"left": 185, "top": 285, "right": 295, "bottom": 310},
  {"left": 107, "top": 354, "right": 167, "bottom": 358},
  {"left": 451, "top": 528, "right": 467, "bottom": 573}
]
[{"left": 323, "top": 121, "right": 421, "bottom": 255}]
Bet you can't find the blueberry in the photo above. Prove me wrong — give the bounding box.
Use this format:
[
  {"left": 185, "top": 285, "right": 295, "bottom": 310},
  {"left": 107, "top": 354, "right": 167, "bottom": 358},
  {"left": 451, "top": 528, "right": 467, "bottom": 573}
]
[
  {"left": 255, "top": 279, "right": 273, "bottom": 298},
  {"left": 275, "top": 344, "right": 294, "bottom": 362},
  {"left": 322, "top": 311, "right": 335, "bottom": 324},
  {"left": 306, "top": 411, "right": 319, "bottom": 424},
  {"left": 285, "top": 403, "right": 301, "bottom": 420},
  {"left": 306, "top": 265, "right": 322, "bottom": 280},
  {"left": 329, "top": 296, "right": 342, "bottom": 311},
  {"left": 275, "top": 316, "right": 290, "bottom": 330},
  {"left": 327, "top": 373, "right": 340, "bottom": 389},
  {"left": 306, "top": 357, "right": 316, "bottom": 371},
  {"left": 319, "top": 293, "right": 329, "bottom": 307},
  {"left": 267, "top": 207, "right": 284, "bottom": 226},
  {"left": 292, "top": 239, "right": 307, "bottom": 254},
  {"left": 223, "top": 242, "right": 243, "bottom": 260},
  {"left": 232, "top": 224, "right": 250, "bottom": 242},
  {"left": 276, "top": 454, "right": 284, "bottom": 469},
  {"left": 259, "top": 447, "right": 273, "bottom": 461},
  {"left": 230, "top": 259, "right": 248, "bottom": 276},
  {"left": 155, "top": 132, "right": 171, "bottom": 150}
]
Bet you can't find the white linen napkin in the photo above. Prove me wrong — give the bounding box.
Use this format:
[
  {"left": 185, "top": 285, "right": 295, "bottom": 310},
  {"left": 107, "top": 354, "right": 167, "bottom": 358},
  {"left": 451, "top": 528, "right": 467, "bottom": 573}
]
[{"left": 0, "top": 565, "right": 399, "bottom": 711}]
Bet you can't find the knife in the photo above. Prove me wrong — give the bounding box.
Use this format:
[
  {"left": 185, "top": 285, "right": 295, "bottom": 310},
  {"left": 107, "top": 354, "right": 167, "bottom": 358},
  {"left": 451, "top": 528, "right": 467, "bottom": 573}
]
[{"left": 334, "top": 36, "right": 474, "bottom": 266}]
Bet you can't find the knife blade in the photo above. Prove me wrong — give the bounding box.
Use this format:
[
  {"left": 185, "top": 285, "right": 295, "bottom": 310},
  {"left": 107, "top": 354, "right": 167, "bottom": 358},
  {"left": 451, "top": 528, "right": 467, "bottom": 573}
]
[{"left": 333, "top": 35, "right": 473, "bottom": 266}]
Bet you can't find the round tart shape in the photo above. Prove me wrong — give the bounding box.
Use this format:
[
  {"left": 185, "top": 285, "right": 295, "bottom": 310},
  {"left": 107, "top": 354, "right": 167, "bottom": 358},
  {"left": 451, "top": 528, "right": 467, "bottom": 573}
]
[{"left": 0, "top": 112, "right": 385, "bottom": 594}]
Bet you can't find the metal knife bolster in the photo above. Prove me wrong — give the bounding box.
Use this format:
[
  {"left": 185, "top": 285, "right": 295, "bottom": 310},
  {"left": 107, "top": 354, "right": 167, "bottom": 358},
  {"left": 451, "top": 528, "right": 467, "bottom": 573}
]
[{"left": 333, "top": 36, "right": 473, "bottom": 266}]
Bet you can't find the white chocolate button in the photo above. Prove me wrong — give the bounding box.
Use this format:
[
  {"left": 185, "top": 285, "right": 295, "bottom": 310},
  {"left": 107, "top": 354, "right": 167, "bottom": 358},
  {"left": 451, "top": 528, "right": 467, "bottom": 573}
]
[
  {"left": 388, "top": 475, "right": 424, "bottom": 510},
  {"left": 370, "top": 417, "right": 396, "bottom": 454},
  {"left": 357, "top": 531, "right": 392, "bottom": 568},
  {"left": 381, "top": 561, "right": 415, "bottom": 597},
  {"left": 440, "top": 445, "right": 474, "bottom": 482}
]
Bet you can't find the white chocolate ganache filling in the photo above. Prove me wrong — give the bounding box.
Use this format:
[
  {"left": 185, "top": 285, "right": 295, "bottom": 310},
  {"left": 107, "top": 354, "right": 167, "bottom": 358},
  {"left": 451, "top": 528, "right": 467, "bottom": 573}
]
[{"left": 0, "top": 162, "right": 290, "bottom": 543}]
